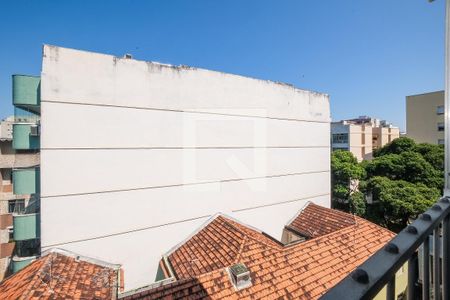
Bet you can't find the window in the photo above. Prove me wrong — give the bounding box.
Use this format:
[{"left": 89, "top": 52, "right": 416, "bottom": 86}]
[
  {"left": 15, "top": 239, "right": 40, "bottom": 257},
  {"left": 8, "top": 199, "right": 25, "bottom": 214},
  {"left": 8, "top": 228, "right": 13, "bottom": 242},
  {"left": 1, "top": 169, "right": 11, "bottom": 182},
  {"left": 438, "top": 122, "right": 445, "bottom": 131},
  {"left": 332, "top": 133, "right": 349, "bottom": 144},
  {"left": 438, "top": 139, "right": 445, "bottom": 145},
  {"left": 437, "top": 105, "right": 445, "bottom": 115}
]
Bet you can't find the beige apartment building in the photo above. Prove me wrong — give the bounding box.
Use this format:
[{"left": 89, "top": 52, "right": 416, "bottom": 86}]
[
  {"left": 331, "top": 116, "right": 400, "bottom": 161},
  {"left": 406, "top": 91, "right": 445, "bottom": 145}
]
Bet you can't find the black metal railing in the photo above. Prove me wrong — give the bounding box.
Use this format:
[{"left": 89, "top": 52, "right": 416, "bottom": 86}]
[{"left": 320, "top": 197, "right": 450, "bottom": 300}]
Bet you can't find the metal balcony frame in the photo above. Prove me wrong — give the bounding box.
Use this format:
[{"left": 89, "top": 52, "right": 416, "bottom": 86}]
[{"left": 320, "top": 197, "right": 450, "bottom": 300}]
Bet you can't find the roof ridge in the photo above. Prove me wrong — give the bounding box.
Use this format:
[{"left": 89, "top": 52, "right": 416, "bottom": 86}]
[
  {"left": 284, "top": 218, "right": 368, "bottom": 251},
  {"left": 22, "top": 257, "right": 48, "bottom": 297},
  {"left": 285, "top": 216, "right": 394, "bottom": 253},
  {"left": 220, "top": 217, "right": 283, "bottom": 251},
  {"left": 164, "top": 213, "right": 221, "bottom": 257},
  {"left": 234, "top": 235, "right": 249, "bottom": 264},
  {"left": 285, "top": 201, "right": 312, "bottom": 226},
  {"left": 43, "top": 248, "right": 121, "bottom": 269},
  {"left": 286, "top": 203, "right": 358, "bottom": 238},
  {"left": 308, "top": 203, "right": 357, "bottom": 223}
]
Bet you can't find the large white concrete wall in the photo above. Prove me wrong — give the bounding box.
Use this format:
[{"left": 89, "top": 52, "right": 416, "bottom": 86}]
[{"left": 40, "top": 45, "right": 331, "bottom": 291}]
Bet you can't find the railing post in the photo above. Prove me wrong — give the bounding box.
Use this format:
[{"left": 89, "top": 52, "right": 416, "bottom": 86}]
[
  {"left": 408, "top": 252, "right": 418, "bottom": 300},
  {"left": 443, "top": 216, "right": 449, "bottom": 300},
  {"left": 434, "top": 227, "right": 441, "bottom": 300},
  {"left": 423, "top": 235, "right": 430, "bottom": 300},
  {"left": 386, "top": 276, "right": 395, "bottom": 300},
  {"left": 319, "top": 199, "right": 450, "bottom": 300}
]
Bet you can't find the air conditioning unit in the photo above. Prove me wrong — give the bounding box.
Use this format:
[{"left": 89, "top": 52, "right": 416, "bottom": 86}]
[{"left": 30, "top": 125, "right": 39, "bottom": 136}]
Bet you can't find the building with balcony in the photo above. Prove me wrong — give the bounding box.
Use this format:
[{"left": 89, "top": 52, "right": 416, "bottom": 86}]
[
  {"left": 32, "top": 45, "right": 331, "bottom": 291},
  {"left": 0, "top": 115, "right": 40, "bottom": 280},
  {"left": 331, "top": 116, "right": 400, "bottom": 161},
  {"left": 0, "top": 74, "right": 42, "bottom": 278},
  {"left": 406, "top": 90, "right": 445, "bottom": 145}
]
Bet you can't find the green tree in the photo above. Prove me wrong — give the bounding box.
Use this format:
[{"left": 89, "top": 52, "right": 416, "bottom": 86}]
[
  {"left": 331, "top": 150, "right": 366, "bottom": 216},
  {"left": 331, "top": 136, "right": 443, "bottom": 231},
  {"left": 364, "top": 176, "right": 440, "bottom": 231},
  {"left": 349, "top": 191, "right": 366, "bottom": 217},
  {"left": 373, "top": 137, "right": 416, "bottom": 157},
  {"left": 414, "top": 143, "right": 444, "bottom": 171},
  {"left": 365, "top": 150, "right": 443, "bottom": 190}
]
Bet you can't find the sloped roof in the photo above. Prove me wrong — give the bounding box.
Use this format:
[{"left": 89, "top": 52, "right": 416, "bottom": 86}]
[
  {"left": 166, "top": 215, "right": 282, "bottom": 279},
  {"left": 123, "top": 206, "right": 394, "bottom": 299},
  {"left": 0, "top": 249, "right": 120, "bottom": 300},
  {"left": 286, "top": 202, "right": 357, "bottom": 238}
]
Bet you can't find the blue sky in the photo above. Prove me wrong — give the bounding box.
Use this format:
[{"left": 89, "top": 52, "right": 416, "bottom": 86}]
[{"left": 0, "top": 0, "right": 446, "bottom": 131}]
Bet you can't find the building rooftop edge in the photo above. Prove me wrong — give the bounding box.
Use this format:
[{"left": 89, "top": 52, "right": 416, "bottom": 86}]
[
  {"left": 406, "top": 90, "right": 445, "bottom": 98},
  {"left": 42, "top": 44, "right": 329, "bottom": 98}
]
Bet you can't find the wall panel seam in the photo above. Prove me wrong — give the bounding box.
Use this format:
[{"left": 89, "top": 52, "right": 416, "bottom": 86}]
[
  {"left": 41, "top": 99, "right": 331, "bottom": 123},
  {"left": 41, "top": 193, "right": 331, "bottom": 248},
  {"left": 40, "top": 170, "right": 331, "bottom": 198}
]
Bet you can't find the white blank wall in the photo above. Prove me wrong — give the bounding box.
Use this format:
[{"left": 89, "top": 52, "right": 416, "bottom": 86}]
[
  {"left": 40, "top": 45, "right": 331, "bottom": 291},
  {"left": 41, "top": 102, "right": 329, "bottom": 149},
  {"left": 41, "top": 171, "right": 330, "bottom": 247},
  {"left": 41, "top": 148, "right": 329, "bottom": 196}
]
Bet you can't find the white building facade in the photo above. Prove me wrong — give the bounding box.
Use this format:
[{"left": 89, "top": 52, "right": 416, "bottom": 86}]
[{"left": 39, "top": 45, "right": 330, "bottom": 291}]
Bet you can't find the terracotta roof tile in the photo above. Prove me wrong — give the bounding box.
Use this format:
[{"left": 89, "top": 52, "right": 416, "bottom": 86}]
[
  {"left": 286, "top": 202, "right": 356, "bottom": 238},
  {"left": 123, "top": 205, "right": 394, "bottom": 300},
  {"left": 0, "top": 249, "right": 119, "bottom": 300},
  {"left": 167, "top": 215, "right": 281, "bottom": 279}
]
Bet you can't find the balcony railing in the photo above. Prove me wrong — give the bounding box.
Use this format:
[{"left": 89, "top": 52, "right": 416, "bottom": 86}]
[
  {"left": 12, "top": 123, "right": 40, "bottom": 150},
  {"left": 12, "top": 213, "right": 40, "bottom": 241},
  {"left": 12, "top": 75, "right": 40, "bottom": 114},
  {"left": 320, "top": 197, "right": 450, "bottom": 300},
  {"left": 11, "top": 255, "right": 37, "bottom": 273},
  {"left": 12, "top": 167, "right": 40, "bottom": 195}
]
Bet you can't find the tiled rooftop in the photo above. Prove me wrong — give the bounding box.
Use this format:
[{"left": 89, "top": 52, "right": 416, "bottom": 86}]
[
  {"left": 167, "top": 215, "right": 282, "bottom": 279},
  {"left": 1, "top": 204, "right": 394, "bottom": 299},
  {"left": 286, "top": 202, "right": 357, "bottom": 238},
  {"left": 0, "top": 249, "right": 120, "bottom": 300},
  {"left": 123, "top": 204, "right": 394, "bottom": 299}
]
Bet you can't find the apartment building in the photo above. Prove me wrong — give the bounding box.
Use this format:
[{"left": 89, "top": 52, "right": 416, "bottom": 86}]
[
  {"left": 331, "top": 116, "right": 400, "bottom": 161},
  {"left": 0, "top": 114, "right": 39, "bottom": 279},
  {"left": 6, "top": 45, "right": 331, "bottom": 291},
  {"left": 406, "top": 91, "right": 445, "bottom": 145}
]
